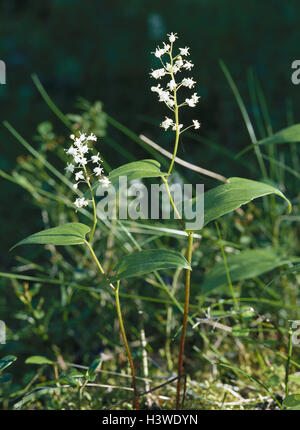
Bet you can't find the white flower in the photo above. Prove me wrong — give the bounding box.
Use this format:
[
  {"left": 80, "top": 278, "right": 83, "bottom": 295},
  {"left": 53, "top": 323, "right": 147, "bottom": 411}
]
[
  {"left": 91, "top": 153, "right": 102, "bottom": 163},
  {"left": 193, "top": 120, "right": 201, "bottom": 129},
  {"left": 175, "top": 58, "right": 184, "bottom": 69},
  {"left": 70, "top": 134, "right": 75, "bottom": 140},
  {"left": 151, "top": 84, "right": 162, "bottom": 93},
  {"left": 182, "top": 78, "right": 196, "bottom": 89},
  {"left": 168, "top": 32, "right": 178, "bottom": 43},
  {"left": 66, "top": 146, "right": 78, "bottom": 157},
  {"left": 165, "top": 63, "right": 172, "bottom": 72},
  {"left": 86, "top": 133, "right": 97, "bottom": 141},
  {"left": 161, "top": 117, "right": 174, "bottom": 131},
  {"left": 150, "top": 68, "right": 166, "bottom": 79},
  {"left": 93, "top": 166, "right": 103, "bottom": 176},
  {"left": 74, "top": 197, "right": 89, "bottom": 208},
  {"left": 172, "top": 124, "right": 183, "bottom": 131},
  {"left": 185, "top": 92, "right": 200, "bottom": 107},
  {"left": 179, "top": 47, "right": 190, "bottom": 56},
  {"left": 78, "top": 144, "right": 89, "bottom": 155},
  {"left": 183, "top": 60, "right": 194, "bottom": 71},
  {"left": 65, "top": 163, "right": 75, "bottom": 173},
  {"left": 167, "top": 79, "right": 176, "bottom": 91},
  {"left": 73, "top": 183, "right": 78, "bottom": 189},
  {"left": 99, "top": 177, "right": 111, "bottom": 188},
  {"left": 75, "top": 171, "right": 85, "bottom": 181}
]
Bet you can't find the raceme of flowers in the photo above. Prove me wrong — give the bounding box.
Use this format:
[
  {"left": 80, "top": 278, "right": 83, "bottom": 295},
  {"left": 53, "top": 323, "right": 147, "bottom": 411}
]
[
  {"left": 65, "top": 132, "right": 110, "bottom": 208},
  {"left": 150, "top": 32, "right": 201, "bottom": 133}
]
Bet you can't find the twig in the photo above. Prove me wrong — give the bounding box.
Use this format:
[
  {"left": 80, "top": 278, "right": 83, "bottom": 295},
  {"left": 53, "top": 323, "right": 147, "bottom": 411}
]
[{"left": 139, "top": 134, "right": 228, "bottom": 183}]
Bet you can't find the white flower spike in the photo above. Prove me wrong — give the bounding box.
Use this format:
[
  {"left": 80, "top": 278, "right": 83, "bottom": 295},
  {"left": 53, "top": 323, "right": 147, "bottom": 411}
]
[{"left": 150, "top": 33, "right": 201, "bottom": 136}]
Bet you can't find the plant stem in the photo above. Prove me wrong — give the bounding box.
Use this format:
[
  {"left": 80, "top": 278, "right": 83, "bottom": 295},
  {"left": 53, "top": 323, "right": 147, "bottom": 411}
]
[
  {"left": 176, "top": 232, "right": 193, "bottom": 409},
  {"left": 285, "top": 328, "right": 293, "bottom": 399},
  {"left": 85, "top": 241, "right": 139, "bottom": 409},
  {"left": 115, "top": 281, "right": 139, "bottom": 410},
  {"left": 83, "top": 165, "right": 97, "bottom": 244},
  {"left": 161, "top": 175, "right": 182, "bottom": 220}
]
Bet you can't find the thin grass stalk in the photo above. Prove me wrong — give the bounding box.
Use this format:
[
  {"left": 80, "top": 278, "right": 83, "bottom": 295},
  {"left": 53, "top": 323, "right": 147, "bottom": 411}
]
[{"left": 176, "top": 232, "right": 193, "bottom": 409}]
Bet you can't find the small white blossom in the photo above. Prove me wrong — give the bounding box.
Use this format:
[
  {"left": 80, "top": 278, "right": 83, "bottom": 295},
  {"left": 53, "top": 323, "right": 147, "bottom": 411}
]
[
  {"left": 185, "top": 93, "right": 200, "bottom": 107},
  {"left": 179, "top": 47, "right": 190, "bottom": 56},
  {"left": 73, "top": 183, "right": 78, "bottom": 189},
  {"left": 175, "top": 58, "right": 184, "bottom": 69},
  {"left": 161, "top": 117, "right": 174, "bottom": 131},
  {"left": 167, "top": 79, "right": 176, "bottom": 91},
  {"left": 65, "top": 163, "right": 75, "bottom": 173},
  {"left": 172, "top": 124, "right": 183, "bottom": 131},
  {"left": 99, "top": 177, "right": 111, "bottom": 188},
  {"left": 93, "top": 166, "right": 103, "bottom": 176},
  {"left": 91, "top": 153, "right": 102, "bottom": 163},
  {"left": 182, "top": 78, "right": 196, "bottom": 89},
  {"left": 75, "top": 171, "right": 85, "bottom": 181},
  {"left": 193, "top": 120, "right": 201, "bottom": 129},
  {"left": 66, "top": 146, "right": 78, "bottom": 157},
  {"left": 150, "top": 68, "right": 166, "bottom": 79},
  {"left": 78, "top": 144, "right": 89, "bottom": 155},
  {"left": 183, "top": 60, "right": 194, "bottom": 71},
  {"left": 74, "top": 197, "right": 89, "bottom": 208},
  {"left": 86, "top": 133, "right": 97, "bottom": 141},
  {"left": 168, "top": 32, "right": 178, "bottom": 43}
]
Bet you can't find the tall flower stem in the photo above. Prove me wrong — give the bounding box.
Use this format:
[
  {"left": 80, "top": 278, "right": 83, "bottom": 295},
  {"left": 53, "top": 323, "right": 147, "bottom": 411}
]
[
  {"left": 115, "top": 281, "right": 139, "bottom": 410},
  {"left": 176, "top": 231, "right": 193, "bottom": 410},
  {"left": 85, "top": 241, "right": 139, "bottom": 409}
]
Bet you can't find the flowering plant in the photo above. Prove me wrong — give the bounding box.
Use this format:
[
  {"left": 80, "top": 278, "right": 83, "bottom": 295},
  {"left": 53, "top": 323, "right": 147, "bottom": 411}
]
[{"left": 6, "top": 32, "right": 291, "bottom": 411}]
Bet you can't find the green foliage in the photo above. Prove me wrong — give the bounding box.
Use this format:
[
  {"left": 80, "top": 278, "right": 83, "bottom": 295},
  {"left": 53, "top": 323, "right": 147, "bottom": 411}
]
[
  {"left": 112, "top": 249, "right": 191, "bottom": 281},
  {"left": 109, "top": 159, "right": 167, "bottom": 184},
  {"left": 11, "top": 223, "right": 90, "bottom": 249},
  {"left": 202, "top": 177, "right": 291, "bottom": 228}
]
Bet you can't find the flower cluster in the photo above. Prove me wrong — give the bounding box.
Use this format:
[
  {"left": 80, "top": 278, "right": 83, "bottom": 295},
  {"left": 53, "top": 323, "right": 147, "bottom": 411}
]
[
  {"left": 65, "top": 132, "right": 110, "bottom": 208},
  {"left": 150, "top": 32, "right": 201, "bottom": 133}
]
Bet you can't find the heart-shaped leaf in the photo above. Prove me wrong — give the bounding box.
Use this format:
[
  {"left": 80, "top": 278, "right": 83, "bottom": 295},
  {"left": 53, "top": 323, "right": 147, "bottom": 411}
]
[
  {"left": 108, "top": 159, "right": 167, "bottom": 184},
  {"left": 202, "top": 177, "right": 290, "bottom": 229},
  {"left": 11, "top": 223, "right": 90, "bottom": 250},
  {"left": 0, "top": 355, "right": 17, "bottom": 372},
  {"left": 201, "top": 248, "right": 291, "bottom": 294},
  {"left": 111, "top": 249, "right": 191, "bottom": 281}
]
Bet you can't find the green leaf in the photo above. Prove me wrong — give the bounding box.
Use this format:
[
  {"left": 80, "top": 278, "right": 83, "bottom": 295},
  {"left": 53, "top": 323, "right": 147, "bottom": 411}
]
[
  {"left": 88, "top": 358, "right": 101, "bottom": 375},
  {"left": 111, "top": 249, "right": 191, "bottom": 281},
  {"left": 201, "top": 249, "right": 290, "bottom": 294},
  {"left": 108, "top": 159, "right": 167, "bottom": 184},
  {"left": 11, "top": 223, "right": 90, "bottom": 250},
  {"left": 283, "top": 394, "right": 300, "bottom": 410},
  {"left": 0, "top": 355, "right": 17, "bottom": 372},
  {"left": 25, "top": 356, "right": 54, "bottom": 365},
  {"left": 237, "top": 124, "right": 300, "bottom": 157},
  {"left": 203, "top": 177, "right": 291, "bottom": 228}
]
